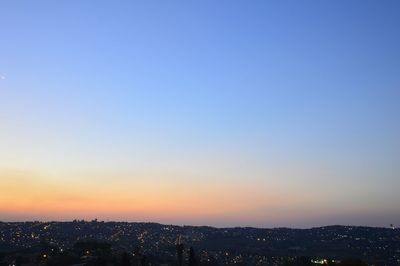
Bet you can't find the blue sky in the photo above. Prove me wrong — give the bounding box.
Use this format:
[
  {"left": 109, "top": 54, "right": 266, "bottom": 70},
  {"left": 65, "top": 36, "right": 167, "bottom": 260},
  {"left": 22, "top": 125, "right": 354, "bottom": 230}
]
[{"left": 0, "top": 1, "right": 399, "bottom": 227}]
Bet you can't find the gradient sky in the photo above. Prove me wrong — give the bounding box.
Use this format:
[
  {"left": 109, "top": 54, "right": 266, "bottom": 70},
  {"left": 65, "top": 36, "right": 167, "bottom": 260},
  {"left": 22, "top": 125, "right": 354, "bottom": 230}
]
[{"left": 1, "top": 1, "right": 399, "bottom": 228}]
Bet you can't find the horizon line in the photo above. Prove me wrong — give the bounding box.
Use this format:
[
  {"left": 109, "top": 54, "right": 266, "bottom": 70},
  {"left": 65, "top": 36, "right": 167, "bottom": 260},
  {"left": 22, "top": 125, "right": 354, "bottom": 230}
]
[{"left": 0, "top": 220, "right": 396, "bottom": 230}]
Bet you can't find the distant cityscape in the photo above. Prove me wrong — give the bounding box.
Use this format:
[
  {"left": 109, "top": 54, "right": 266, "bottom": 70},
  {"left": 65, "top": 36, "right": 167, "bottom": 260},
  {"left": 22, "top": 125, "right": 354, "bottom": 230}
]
[{"left": 0, "top": 221, "right": 399, "bottom": 266}]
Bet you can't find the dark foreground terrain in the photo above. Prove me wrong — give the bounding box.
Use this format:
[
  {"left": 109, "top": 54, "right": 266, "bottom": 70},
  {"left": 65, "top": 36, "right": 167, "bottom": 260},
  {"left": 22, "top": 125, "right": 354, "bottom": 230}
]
[{"left": 0, "top": 221, "right": 399, "bottom": 266}]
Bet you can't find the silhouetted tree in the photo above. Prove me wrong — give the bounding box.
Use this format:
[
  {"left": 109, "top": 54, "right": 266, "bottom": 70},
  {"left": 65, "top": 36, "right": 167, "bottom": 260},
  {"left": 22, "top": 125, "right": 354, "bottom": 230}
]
[
  {"left": 132, "top": 247, "right": 143, "bottom": 266},
  {"left": 176, "top": 236, "right": 184, "bottom": 266},
  {"left": 91, "top": 257, "right": 107, "bottom": 266},
  {"left": 121, "top": 251, "right": 131, "bottom": 266},
  {"left": 141, "top": 255, "right": 148, "bottom": 266},
  {"left": 188, "top": 247, "right": 198, "bottom": 266},
  {"left": 339, "top": 258, "right": 368, "bottom": 266},
  {"left": 177, "top": 244, "right": 184, "bottom": 265},
  {"left": 288, "top": 256, "right": 312, "bottom": 266},
  {"left": 45, "top": 254, "right": 80, "bottom": 266},
  {"left": 15, "top": 256, "right": 23, "bottom": 266}
]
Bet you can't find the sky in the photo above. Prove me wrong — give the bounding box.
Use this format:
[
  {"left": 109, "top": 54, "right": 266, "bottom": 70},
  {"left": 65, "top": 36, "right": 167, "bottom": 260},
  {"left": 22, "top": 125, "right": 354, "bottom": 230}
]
[{"left": 0, "top": 1, "right": 399, "bottom": 228}]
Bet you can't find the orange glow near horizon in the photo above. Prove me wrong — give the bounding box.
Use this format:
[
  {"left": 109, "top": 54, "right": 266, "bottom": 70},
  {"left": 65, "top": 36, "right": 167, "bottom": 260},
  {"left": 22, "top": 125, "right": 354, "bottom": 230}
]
[
  {"left": 0, "top": 168, "right": 318, "bottom": 226},
  {"left": 1, "top": 167, "right": 398, "bottom": 227}
]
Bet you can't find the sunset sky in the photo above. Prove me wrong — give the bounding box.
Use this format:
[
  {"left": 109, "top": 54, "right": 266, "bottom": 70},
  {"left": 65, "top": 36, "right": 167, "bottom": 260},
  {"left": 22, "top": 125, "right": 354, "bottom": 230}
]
[{"left": 1, "top": 1, "right": 399, "bottom": 228}]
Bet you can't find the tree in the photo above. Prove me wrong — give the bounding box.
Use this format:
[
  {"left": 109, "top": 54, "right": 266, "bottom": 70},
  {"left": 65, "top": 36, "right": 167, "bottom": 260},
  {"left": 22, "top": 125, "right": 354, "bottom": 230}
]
[
  {"left": 339, "top": 258, "right": 368, "bottom": 266},
  {"left": 176, "top": 243, "right": 184, "bottom": 266},
  {"left": 188, "top": 247, "right": 198, "bottom": 266},
  {"left": 176, "top": 235, "right": 185, "bottom": 266},
  {"left": 121, "top": 251, "right": 131, "bottom": 266}
]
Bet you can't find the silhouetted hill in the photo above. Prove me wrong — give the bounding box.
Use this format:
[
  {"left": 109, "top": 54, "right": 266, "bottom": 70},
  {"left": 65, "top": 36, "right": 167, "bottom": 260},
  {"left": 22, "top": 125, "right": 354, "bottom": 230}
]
[{"left": 0, "top": 221, "right": 398, "bottom": 265}]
